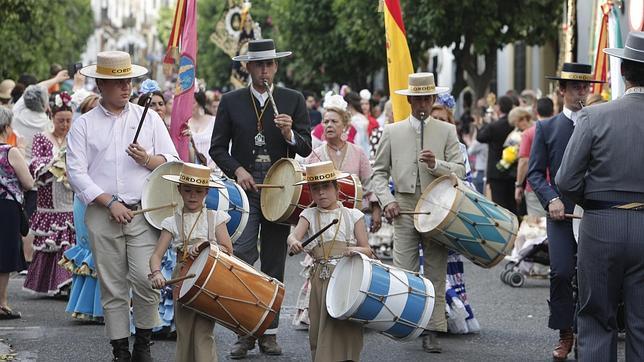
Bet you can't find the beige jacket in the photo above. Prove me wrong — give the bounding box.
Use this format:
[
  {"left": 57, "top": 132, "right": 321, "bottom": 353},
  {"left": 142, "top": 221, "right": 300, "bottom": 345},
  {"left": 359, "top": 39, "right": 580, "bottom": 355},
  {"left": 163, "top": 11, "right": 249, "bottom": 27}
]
[{"left": 370, "top": 116, "right": 465, "bottom": 207}]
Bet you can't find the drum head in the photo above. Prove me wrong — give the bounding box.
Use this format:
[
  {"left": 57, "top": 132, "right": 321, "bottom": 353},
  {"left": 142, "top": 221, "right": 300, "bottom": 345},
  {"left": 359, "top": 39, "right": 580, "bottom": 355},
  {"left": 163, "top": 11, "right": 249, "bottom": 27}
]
[
  {"left": 179, "top": 247, "right": 210, "bottom": 299},
  {"left": 260, "top": 159, "right": 305, "bottom": 222},
  {"left": 326, "top": 253, "right": 369, "bottom": 319},
  {"left": 414, "top": 176, "right": 457, "bottom": 233},
  {"left": 572, "top": 205, "right": 583, "bottom": 243},
  {"left": 142, "top": 161, "right": 184, "bottom": 230}
]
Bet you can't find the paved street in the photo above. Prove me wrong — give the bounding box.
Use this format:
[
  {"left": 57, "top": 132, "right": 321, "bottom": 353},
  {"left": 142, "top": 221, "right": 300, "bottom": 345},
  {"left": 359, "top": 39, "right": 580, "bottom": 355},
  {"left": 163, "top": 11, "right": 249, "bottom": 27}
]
[{"left": 0, "top": 255, "right": 625, "bottom": 361}]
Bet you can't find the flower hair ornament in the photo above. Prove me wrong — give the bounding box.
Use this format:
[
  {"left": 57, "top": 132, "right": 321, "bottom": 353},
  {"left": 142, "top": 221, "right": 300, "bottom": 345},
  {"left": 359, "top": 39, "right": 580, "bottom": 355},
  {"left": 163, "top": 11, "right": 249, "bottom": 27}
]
[
  {"left": 53, "top": 92, "right": 72, "bottom": 109},
  {"left": 359, "top": 89, "right": 372, "bottom": 101},
  {"left": 140, "top": 79, "right": 161, "bottom": 94},
  {"left": 324, "top": 93, "right": 348, "bottom": 111},
  {"left": 436, "top": 93, "right": 456, "bottom": 110}
]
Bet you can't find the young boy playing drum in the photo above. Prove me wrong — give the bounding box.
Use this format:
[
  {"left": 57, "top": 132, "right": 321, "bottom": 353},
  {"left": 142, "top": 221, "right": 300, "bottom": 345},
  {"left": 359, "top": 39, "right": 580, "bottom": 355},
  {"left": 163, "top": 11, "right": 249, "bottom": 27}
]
[
  {"left": 287, "top": 161, "right": 373, "bottom": 361},
  {"left": 148, "top": 163, "right": 233, "bottom": 362}
]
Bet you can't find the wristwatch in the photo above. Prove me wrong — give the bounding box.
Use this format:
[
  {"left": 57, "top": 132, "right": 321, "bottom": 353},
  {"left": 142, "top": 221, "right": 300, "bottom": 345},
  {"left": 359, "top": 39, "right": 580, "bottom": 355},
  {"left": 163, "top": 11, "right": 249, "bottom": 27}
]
[
  {"left": 548, "top": 196, "right": 560, "bottom": 205},
  {"left": 106, "top": 195, "right": 119, "bottom": 209},
  {"left": 515, "top": 182, "right": 523, "bottom": 188}
]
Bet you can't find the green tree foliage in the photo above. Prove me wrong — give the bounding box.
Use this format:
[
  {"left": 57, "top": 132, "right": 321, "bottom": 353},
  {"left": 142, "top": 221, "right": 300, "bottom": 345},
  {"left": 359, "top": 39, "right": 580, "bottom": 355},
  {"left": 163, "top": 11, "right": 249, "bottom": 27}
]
[
  {"left": 0, "top": 0, "right": 94, "bottom": 80},
  {"left": 272, "top": 0, "right": 385, "bottom": 92},
  {"left": 405, "top": 0, "right": 562, "bottom": 98},
  {"left": 272, "top": 0, "right": 560, "bottom": 96},
  {"left": 197, "top": 0, "right": 275, "bottom": 89}
]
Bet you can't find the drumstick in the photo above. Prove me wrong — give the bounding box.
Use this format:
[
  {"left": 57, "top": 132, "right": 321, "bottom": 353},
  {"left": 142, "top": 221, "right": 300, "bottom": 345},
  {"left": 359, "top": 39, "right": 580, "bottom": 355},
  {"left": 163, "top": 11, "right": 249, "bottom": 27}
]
[
  {"left": 163, "top": 273, "right": 196, "bottom": 287},
  {"left": 133, "top": 96, "right": 152, "bottom": 144},
  {"left": 132, "top": 202, "right": 178, "bottom": 216},
  {"left": 565, "top": 213, "right": 582, "bottom": 219},
  {"left": 110, "top": 203, "right": 177, "bottom": 221},
  {"left": 255, "top": 184, "right": 284, "bottom": 189},
  {"left": 399, "top": 210, "right": 432, "bottom": 215},
  {"left": 289, "top": 218, "right": 339, "bottom": 256}
]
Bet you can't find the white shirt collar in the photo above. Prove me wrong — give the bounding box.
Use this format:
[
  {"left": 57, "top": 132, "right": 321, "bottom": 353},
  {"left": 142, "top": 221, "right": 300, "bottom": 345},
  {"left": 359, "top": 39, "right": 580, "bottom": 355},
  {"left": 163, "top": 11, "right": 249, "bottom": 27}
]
[
  {"left": 408, "top": 114, "right": 426, "bottom": 133},
  {"left": 562, "top": 106, "right": 579, "bottom": 126},
  {"left": 625, "top": 87, "right": 644, "bottom": 95},
  {"left": 98, "top": 100, "right": 130, "bottom": 117},
  {"left": 250, "top": 83, "right": 273, "bottom": 107}
]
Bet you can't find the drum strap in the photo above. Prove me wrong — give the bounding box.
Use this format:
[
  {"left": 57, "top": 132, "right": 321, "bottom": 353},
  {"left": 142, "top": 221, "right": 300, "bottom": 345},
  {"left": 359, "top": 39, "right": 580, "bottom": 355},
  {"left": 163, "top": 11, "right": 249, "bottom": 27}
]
[
  {"left": 207, "top": 210, "right": 215, "bottom": 243},
  {"left": 316, "top": 206, "right": 345, "bottom": 261},
  {"left": 175, "top": 209, "right": 204, "bottom": 261}
]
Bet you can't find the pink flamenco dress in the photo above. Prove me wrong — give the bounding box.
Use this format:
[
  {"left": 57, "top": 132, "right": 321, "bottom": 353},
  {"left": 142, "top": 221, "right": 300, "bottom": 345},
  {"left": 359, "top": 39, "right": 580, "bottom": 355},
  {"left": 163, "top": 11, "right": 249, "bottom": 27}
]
[{"left": 23, "top": 133, "right": 75, "bottom": 295}]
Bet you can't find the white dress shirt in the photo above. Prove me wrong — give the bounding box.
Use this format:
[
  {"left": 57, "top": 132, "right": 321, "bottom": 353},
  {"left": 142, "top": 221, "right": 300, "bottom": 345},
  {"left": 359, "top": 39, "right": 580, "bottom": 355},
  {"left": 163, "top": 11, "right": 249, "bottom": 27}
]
[
  {"left": 250, "top": 83, "right": 295, "bottom": 145},
  {"left": 67, "top": 102, "right": 178, "bottom": 205},
  {"left": 562, "top": 106, "right": 579, "bottom": 126},
  {"left": 408, "top": 114, "right": 425, "bottom": 133},
  {"left": 407, "top": 114, "right": 437, "bottom": 170}
]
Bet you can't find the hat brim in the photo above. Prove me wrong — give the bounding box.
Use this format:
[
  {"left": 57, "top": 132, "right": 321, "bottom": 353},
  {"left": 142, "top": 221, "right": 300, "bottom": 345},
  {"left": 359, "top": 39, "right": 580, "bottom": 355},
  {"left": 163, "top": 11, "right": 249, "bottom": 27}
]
[
  {"left": 79, "top": 64, "right": 149, "bottom": 79},
  {"left": 394, "top": 86, "right": 451, "bottom": 96},
  {"left": 232, "top": 51, "right": 292, "bottom": 62},
  {"left": 161, "top": 174, "right": 225, "bottom": 188},
  {"left": 545, "top": 75, "right": 604, "bottom": 83},
  {"left": 294, "top": 171, "right": 352, "bottom": 186},
  {"left": 603, "top": 48, "right": 644, "bottom": 64}
]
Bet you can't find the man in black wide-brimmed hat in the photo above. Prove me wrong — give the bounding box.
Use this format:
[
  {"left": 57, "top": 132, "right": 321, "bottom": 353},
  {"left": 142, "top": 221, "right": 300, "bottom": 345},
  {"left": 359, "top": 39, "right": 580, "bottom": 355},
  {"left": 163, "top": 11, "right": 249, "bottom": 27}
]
[
  {"left": 527, "top": 62, "right": 603, "bottom": 361},
  {"left": 557, "top": 31, "right": 644, "bottom": 361},
  {"left": 210, "top": 39, "right": 311, "bottom": 359}
]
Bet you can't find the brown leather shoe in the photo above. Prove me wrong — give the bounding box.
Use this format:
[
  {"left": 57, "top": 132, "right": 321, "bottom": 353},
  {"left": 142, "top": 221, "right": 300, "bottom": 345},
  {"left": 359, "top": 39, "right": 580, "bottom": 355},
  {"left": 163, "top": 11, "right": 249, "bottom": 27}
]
[
  {"left": 552, "top": 328, "right": 574, "bottom": 361},
  {"left": 422, "top": 332, "right": 442, "bottom": 353},
  {"left": 258, "top": 334, "right": 283, "bottom": 356},
  {"left": 230, "top": 335, "right": 256, "bottom": 360}
]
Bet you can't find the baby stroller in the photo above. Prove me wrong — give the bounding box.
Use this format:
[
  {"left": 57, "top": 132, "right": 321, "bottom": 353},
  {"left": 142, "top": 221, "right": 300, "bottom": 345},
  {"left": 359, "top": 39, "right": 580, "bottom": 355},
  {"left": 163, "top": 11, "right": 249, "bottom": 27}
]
[
  {"left": 501, "top": 236, "right": 549, "bottom": 287},
  {"left": 501, "top": 217, "right": 549, "bottom": 287}
]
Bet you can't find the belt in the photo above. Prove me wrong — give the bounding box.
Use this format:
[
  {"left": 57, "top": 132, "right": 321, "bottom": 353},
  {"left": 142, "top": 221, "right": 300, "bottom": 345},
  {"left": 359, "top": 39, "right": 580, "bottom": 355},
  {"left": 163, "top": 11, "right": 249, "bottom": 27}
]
[
  {"left": 122, "top": 202, "right": 140, "bottom": 211},
  {"left": 584, "top": 199, "right": 644, "bottom": 211}
]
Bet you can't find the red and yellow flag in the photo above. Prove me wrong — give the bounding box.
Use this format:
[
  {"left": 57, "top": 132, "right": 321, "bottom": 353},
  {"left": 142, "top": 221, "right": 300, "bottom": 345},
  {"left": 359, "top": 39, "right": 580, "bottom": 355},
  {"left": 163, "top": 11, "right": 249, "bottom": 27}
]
[
  {"left": 168, "top": 0, "right": 197, "bottom": 161},
  {"left": 383, "top": 0, "right": 413, "bottom": 122},
  {"left": 592, "top": 3, "right": 611, "bottom": 95}
]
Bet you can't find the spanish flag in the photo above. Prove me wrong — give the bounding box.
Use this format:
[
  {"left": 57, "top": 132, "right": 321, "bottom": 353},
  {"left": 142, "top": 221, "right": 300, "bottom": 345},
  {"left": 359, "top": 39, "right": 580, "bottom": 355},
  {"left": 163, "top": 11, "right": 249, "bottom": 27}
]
[{"left": 383, "top": 0, "right": 413, "bottom": 122}]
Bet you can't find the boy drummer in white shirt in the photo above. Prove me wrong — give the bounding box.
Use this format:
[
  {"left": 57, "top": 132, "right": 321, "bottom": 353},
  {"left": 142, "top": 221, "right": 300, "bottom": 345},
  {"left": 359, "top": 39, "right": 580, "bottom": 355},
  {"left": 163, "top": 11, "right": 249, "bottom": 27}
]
[
  {"left": 287, "top": 161, "right": 372, "bottom": 362},
  {"left": 148, "top": 163, "right": 233, "bottom": 362}
]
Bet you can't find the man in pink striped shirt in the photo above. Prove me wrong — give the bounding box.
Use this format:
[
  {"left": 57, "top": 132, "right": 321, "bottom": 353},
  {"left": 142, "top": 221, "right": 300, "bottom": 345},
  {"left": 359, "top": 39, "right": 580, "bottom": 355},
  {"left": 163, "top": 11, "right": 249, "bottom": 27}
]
[{"left": 67, "top": 51, "right": 178, "bottom": 361}]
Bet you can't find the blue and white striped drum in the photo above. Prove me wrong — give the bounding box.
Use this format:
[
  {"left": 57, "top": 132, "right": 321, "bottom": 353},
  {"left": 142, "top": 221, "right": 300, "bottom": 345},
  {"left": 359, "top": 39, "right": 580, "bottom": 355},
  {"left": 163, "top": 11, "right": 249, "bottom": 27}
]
[
  {"left": 326, "top": 253, "right": 435, "bottom": 341},
  {"left": 205, "top": 178, "right": 249, "bottom": 243},
  {"left": 414, "top": 175, "right": 519, "bottom": 268}
]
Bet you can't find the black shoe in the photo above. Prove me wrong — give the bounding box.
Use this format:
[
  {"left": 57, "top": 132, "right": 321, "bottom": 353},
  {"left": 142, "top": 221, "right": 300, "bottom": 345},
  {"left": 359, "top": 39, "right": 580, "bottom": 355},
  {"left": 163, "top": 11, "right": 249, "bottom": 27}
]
[
  {"left": 110, "top": 338, "right": 131, "bottom": 362},
  {"left": 131, "top": 328, "right": 153, "bottom": 362}
]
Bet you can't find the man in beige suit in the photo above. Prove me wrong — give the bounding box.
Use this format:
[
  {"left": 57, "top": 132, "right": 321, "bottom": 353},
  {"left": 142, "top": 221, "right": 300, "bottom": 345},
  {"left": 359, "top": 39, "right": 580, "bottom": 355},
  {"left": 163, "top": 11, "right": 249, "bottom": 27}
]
[{"left": 371, "top": 73, "right": 465, "bottom": 353}]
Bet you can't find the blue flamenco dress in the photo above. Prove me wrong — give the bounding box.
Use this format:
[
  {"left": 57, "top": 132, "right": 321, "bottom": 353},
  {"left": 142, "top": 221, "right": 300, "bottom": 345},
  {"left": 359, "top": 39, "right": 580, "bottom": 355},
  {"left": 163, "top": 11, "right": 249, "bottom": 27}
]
[{"left": 59, "top": 197, "right": 103, "bottom": 322}]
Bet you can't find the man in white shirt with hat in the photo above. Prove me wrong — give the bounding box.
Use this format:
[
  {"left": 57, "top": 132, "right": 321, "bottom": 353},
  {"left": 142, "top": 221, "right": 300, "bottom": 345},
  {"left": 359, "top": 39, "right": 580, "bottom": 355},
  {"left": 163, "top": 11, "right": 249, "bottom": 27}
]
[
  {"left": 370, "top": 72, "right": 464, "bottom": 353},
  {"left": 67, "top": 51, "right": 178, "bottom": 362}
]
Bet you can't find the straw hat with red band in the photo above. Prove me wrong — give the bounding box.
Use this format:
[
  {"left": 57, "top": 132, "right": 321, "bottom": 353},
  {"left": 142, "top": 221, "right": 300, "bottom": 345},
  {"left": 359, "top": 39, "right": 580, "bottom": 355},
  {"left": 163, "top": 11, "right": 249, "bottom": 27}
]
[
  {"left": 162, "top": 163, "right": 224, "bottom": 189},
  {"left": 80, "top": 51, "right": 148, "bottom": 80},
  {"left": 295, "top": 161, "right": 351, "bottom": 185}
]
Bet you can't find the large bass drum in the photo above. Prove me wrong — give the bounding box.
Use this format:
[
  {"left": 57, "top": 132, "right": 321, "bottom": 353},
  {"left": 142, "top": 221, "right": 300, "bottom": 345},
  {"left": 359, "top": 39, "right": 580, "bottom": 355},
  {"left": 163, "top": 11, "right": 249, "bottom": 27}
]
[
  {"left": 260, "top": 158, "right": 363, "bottom": 225},
  {"left": 141, "top": 161, "right": 249, "bottom": 243},
  {"left": 176, "top": 243, "right": 284, "bottom": 337},
  {"left": 413, "top": 175, "right": 519, "bottom": 268}
]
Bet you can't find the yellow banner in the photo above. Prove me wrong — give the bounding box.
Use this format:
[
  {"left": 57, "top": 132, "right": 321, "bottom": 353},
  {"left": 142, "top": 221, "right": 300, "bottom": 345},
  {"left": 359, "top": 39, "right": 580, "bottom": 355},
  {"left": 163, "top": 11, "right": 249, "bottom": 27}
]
[{"left": 384, "top": 0, "right": 413, "bottom": 122}]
